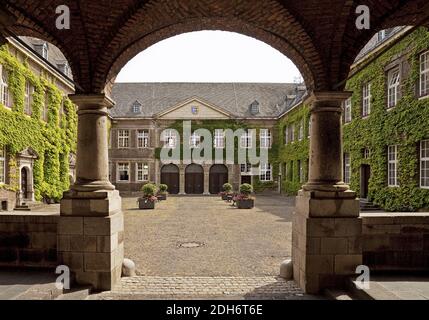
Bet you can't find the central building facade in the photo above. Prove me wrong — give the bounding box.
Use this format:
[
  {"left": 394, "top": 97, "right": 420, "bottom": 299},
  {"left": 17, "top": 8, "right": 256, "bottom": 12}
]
[{"left": 108, "top": 82, "right": 305, "bottom": 195}]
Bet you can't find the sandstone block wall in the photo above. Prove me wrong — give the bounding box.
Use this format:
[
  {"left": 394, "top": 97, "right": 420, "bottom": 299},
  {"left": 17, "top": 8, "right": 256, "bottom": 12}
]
[
  {"left": 0, "top": 213, "right": 59, "bottom": 268},
  {"left": 362, "top": 213, "right": 429, "bottom": 271}
]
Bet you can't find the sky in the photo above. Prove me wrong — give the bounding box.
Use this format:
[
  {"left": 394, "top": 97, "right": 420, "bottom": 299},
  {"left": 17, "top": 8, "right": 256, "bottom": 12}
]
[{"left": 115, "top": 31, "right": 302, "bottom": 83}]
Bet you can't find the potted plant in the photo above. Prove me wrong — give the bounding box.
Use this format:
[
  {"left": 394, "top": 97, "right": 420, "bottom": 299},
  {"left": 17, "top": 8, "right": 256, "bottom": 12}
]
[
  {"left": 157, "top": 184, "right": 168, "bottom": 201},
  {"left": 138, "top": 183, "right": 158, "bottom": 210},
  {"left": 220, "top": 183, "right": 233, "bottom": 200},
  {"left": 234, "top": 183, "right": 255, "bottom": 209}
]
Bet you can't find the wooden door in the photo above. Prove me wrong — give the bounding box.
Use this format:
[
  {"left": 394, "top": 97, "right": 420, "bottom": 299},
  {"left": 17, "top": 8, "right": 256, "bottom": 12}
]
[
  {"left": 209, "top": 165, "right": 228, "bottom": 194},
  {"left": 21, "top": 168, "right": 28, "bottom": 199},
  {"left": 161, "top": 164, "right": 179, "bottom": 194},
  {"left": 185, "top": 164, "right": 204, "bottom": 194},
  {"left": 360, "top": 165, "right": 371, "bottom": 199}
]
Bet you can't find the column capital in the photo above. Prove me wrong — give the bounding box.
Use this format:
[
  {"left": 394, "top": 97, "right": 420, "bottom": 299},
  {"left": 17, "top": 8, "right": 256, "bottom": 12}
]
[
  {"left": 68, "top": 93, "right": 115, "bottom": 110},
  {"left": 304, "top": 91, "right": 353, "bottom": 105}
]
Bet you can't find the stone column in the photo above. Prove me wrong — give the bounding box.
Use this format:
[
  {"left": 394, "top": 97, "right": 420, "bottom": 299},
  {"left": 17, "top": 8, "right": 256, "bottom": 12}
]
[
  {"left": 179, "top": 164, "right": 185, "bottom": 195},
  {"left": 291, "top": 91, "right": 362, "bottom": 294},
  {"left": 203, "top": 164, "right": 210, "bottom": 195},
  {"left": 58, "top": 94, "right": 124, "bottom": 291}
]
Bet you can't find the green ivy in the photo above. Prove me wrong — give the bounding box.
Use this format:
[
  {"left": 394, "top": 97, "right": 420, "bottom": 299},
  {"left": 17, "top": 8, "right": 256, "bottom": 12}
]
[
  {"left": 277, "top": 105, "right": 310, "bottom": 195},
  {"left": 155, "top": 119, "right": 279, "bottom": 191},
  {"left": 278, "top": 27, "right": 429, "bottom": 211},
  {"left": 0, "top": 44, "right": 77, "bottom": 201}
]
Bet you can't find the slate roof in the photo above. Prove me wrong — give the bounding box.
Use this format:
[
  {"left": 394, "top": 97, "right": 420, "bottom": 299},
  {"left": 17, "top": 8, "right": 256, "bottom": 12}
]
[{"left": 110, "top": 82, "right": 305, "bottom": 119}]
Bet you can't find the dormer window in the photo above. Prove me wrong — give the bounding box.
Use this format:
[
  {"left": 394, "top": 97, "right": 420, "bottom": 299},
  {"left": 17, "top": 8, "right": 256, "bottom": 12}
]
[
  {"left": 57, "top": 62, "right": 69, "bottom": 76},
  {"left": 34, "top": 42, "right": 49, "bottom": 60},
  {"left": 249, "top": 100, "right": 260, "bottom": 115},
  {"left": 132, "top": 101, "right": 141, "bottom": 113}
]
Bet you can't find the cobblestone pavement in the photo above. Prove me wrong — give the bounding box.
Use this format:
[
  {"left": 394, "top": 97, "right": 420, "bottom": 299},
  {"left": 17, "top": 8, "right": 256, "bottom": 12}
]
[
  {"left": 123, "top": 195, "right": 294, "bottom": 277},
  {"left": 90, "top": 276, "right": 319, "bottom": 300},
  {"left": 87, "top": 195, "right": 316, "bottom": 300}
]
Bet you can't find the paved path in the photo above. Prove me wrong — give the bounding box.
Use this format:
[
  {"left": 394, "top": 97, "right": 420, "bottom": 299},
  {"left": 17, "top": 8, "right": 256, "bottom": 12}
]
[
  {"left": 90, "top": 276, "right": 318, "bottom": 300},
  {"left": 0, "top": 270, "right": 59, "bottom": 300},
  {"left": 123, "top": 195, "right": 294, "bottom": 277}
]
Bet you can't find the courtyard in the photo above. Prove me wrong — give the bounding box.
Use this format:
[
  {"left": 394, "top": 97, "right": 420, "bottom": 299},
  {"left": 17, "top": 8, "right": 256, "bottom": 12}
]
[{"left": 123, "top": 195, "right": 293, "bottom": 277}]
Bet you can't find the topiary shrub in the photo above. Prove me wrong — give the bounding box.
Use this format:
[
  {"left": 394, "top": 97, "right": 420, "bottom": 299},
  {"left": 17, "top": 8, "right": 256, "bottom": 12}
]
[
  {"left": 222, "top": 183, "right": 233, "bottom": 193},
  {"left": 239, "top": 183, "right": 253, "bottom": 196},
  {"left": 158, "top": 184, "right": 168, "bottom": 194},
  {"left": 141, "top": 183, "right": 158, "bottom": 199}
]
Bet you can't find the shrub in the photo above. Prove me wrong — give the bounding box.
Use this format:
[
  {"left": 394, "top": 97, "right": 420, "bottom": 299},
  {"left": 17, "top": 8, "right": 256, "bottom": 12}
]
[
  {"left": 142, "top": 183, "right": 157, "bottom": 198},
  {"left": 222, "top": 183, "right": 233, "bottom": 193},
  {"left": 158, "top": 184, "right": 168, "bottom": 194},
  {"left": 239, "top": 183, "right": 253, "bottom": 196}
]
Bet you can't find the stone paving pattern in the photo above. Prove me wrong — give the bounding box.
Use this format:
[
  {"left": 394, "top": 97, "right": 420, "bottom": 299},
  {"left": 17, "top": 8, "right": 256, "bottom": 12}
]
[
  {"left": 91, "top": 276, "right": 315, "bottom": 300},
  {"left": 123, "top": 195, "right": 293, "bottom": 277}
]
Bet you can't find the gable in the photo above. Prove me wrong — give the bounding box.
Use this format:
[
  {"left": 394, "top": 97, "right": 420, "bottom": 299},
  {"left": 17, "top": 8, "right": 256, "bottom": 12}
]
[{"left": 157, "top": 98, "right": 231, "bottom": 119}]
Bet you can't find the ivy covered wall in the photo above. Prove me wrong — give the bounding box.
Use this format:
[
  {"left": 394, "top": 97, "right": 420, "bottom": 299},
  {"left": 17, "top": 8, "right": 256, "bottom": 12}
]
[
  {"left": 0, "top": 44, "right": 77, "bottom": 201},
  {"left": 343, "top": 27, "right": 429, "bottom": 211},
  {"left": 277, "top": 27, "right": 429, "bottom": 212},
  {"left": 154, "top": 119, "right": 280, "bottom": 192},
  {"left": 277, "top": 105, "right": 310, "bottom": 195}
]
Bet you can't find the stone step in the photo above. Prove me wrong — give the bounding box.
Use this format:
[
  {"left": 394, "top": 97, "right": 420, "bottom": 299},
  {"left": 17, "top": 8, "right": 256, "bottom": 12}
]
[
  {"left": 324, "top": 288, "right": 353, "bottom": 300},
  {"left": 56, "top": 286, "right": 92, "bottom": 300},
  {"left": 346, "top": 278, "right": 400, "bottom": 300}
]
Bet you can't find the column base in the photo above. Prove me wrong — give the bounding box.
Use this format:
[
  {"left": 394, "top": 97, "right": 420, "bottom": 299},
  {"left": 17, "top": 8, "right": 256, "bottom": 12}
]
[
  {"left": 303, "top": 181, "right": 349, "bottom": 192},
  {"left": 58, "top": 190, "right": 124, "bottom": 291},
  {"left": 292, "top": 190, "right": 362, "bottom": 294},
  {"left": 71, "top": 179, "right": 115, "bottom": 192}
]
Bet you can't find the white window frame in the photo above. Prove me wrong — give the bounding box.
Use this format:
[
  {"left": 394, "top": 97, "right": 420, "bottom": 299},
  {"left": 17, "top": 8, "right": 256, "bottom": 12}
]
[
  {"left": 43, "top": 92, "right": 49, "bottom": 122},
  {"left": 189, "top": 132, "right": 201, "bottom": 148},
  {"left": 0, "top": 147, "right": 5, "bottom": 184},
  {"left": 0, "top": 66, "right": 10, "bottom": 108},
  {"left": 344, "top": 98, "right": 352, "bottom": 123},
  {"left": 298, "top": 160, "right": 304, "bottom": 183},
  {"left": 259, "top": 163, "right": 272, "bottom": 182},
  {"left": 290, "top": 125, "right": 295, "bottom": 142},
  {"left": 260, "top": 129, "right": 271, "bottom": 149},
  {"left": 284, "top": 126, "right": 289, "bottom": 144},
  {"left": 344, "top": 153, "right": 351, "bottom": 184},
  {"left": 420, "top": 51, "right": 429, "bottom": 98},
  {"left": 362, "top": 83, "right": 371, "bottom": 117},
  {"left": 214, "top": 129, "right": 225, "bottom": 149},
  {"left": 388, "top": 145, "right": 399, "bottom": 187},
  {"left": 240, "top": 163, "right": 252, "bottom": 175},
  {"left": 387, "top": 68, "right": 400, "bottom": 109},
  {"left": 137, "top": 130, "right": 149, "bottom": 148},
  {"left": 240, "top": 132, "right": 252, "bottom": 149},
  {"left": 117, "top": 162, "right": 130, "bottom": 182},
  {"left": 118, "top": 130, "right": 130, "bottom": 148},
  {"left": 298, "top": 121, "right": 304, "bottom": 141},
  {"left": 136, "top": 163, "right": 149, "bottom": 182},
  {"left": 24, "top": 81, "right": 33, "bottom": 115},
  {"left": 163, "top": 129, "right": 177, "bottom": 148},
  {"left": 420, "top": 140, "right": 429, "bottom": 189}
]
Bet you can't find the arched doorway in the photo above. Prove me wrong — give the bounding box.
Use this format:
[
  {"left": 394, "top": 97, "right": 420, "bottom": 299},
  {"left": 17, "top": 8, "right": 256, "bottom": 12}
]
[
  {"left": 161, "top": 164, "right": 180, "bottom": 194},
  {"left": 209, "top": 164, "right": 228, "bottom": 194},
  {"left": 20, "top": 167, "right": 29, "bottom": 200},
  {"left": 185, "top": 164, "right": 204, "bottom": 194}
]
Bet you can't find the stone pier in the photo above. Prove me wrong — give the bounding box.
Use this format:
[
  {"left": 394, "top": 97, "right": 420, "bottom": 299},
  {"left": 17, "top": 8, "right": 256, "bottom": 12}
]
[
  {"left": 58, "top": 94, "right": 124, "bottom": 291},
  {"left": 292, "top": 91, "right": 362, "bottom": 294}
]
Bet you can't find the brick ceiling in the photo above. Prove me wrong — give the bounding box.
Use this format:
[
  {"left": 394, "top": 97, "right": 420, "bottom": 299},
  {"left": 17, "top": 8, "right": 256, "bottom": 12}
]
[{"left": 2, "top": 0, "right": 429, "bottom": 94}]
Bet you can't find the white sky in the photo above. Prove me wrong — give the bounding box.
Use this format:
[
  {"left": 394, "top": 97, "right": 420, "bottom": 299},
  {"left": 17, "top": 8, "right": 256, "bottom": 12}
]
[{"left": 115, "top": 31, "right": 302, "bottom": 83}]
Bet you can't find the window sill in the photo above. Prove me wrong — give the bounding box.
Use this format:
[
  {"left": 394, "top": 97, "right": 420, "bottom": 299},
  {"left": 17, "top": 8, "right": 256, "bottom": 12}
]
[{"left": 418, "top": 95, "right": 429, "bottom": 101}]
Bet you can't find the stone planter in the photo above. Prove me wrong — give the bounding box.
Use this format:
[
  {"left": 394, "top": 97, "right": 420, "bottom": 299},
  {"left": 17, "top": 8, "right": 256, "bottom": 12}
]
[
  {"left": 138, "top": 198, "right": 156, "bottom": 210},
  {"left": 221, "top": 194, "right": 231, "bottom": 201},
  {"left": 157, "top": 193, "right": 167, "bottom": 201},
  {"left": 236, "top": 199, "right": 254, "bottom": 209}
]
